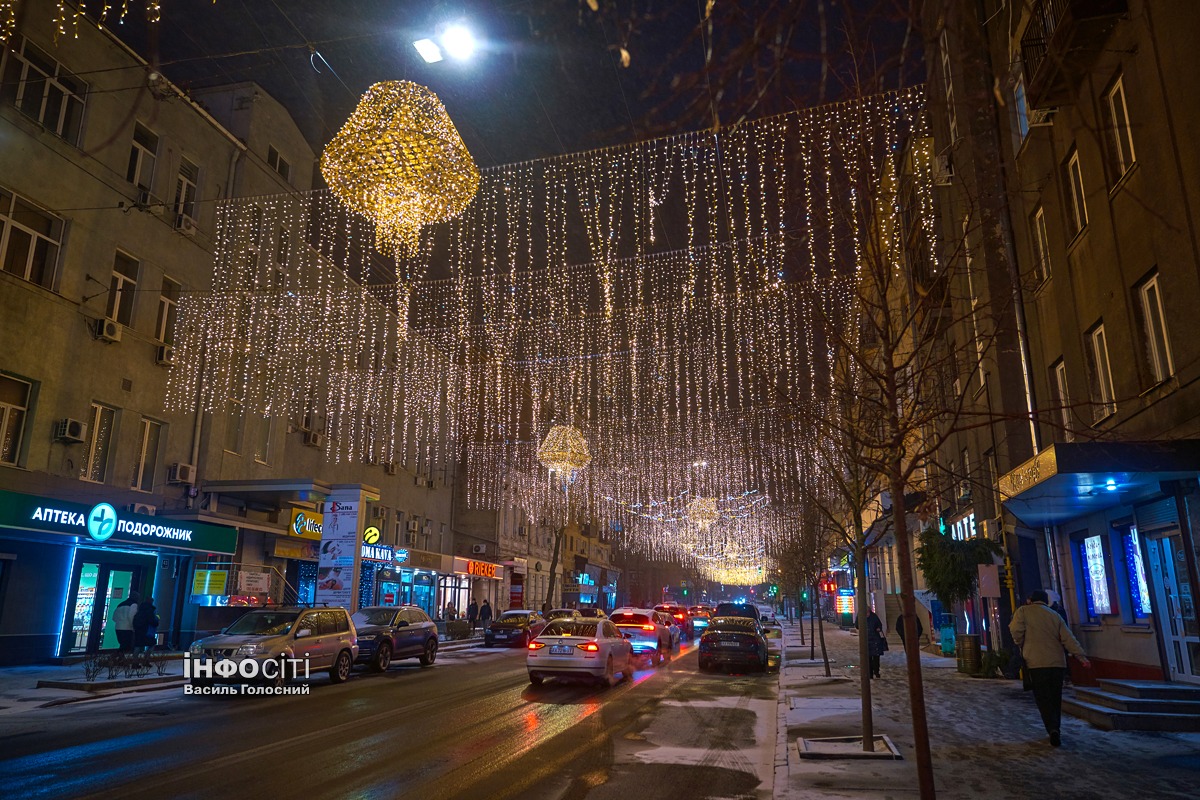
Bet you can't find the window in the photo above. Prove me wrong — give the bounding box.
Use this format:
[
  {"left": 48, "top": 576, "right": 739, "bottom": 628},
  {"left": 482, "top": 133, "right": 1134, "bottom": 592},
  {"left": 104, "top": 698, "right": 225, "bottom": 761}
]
[
  {"left": 126, "top": 123, "right": 158, "bottom": 191},
  {"left": 959, "top": 447, "right": 971, "bottom": 501},
  {"left": 254, "top": 416, "right": 272, "bottom": 464},
  {"left": 1086, "top": 323, "right": 1116, "bottom": 420},
  {"left": 0, "top": 186, "right": 64, "bottom": 290},
  {"left": 1050, "top": 359, "right": 1073, "bottom": 441},
  {"left": 1104, "top": 76, "right": 1136, "bottom": 180},
  {"left": 132, "top": 418, "right": 162, "bottom": 493},
  {"left": 224, "top": 399, "right": 244, "bottom": 454},
  {"left": 1031, "top": 206, "right": 1051, "bottom": 283},
  {"left": 1123, "top": 527, "right": 1152, "bottom": 620},
  {"left": 174, "top": 157, "right": 198, "bottom": 221},
  {"left": 1014, "top": 76, "right": 1029, "bottom": 140},
  {"left": 82, "top": 403, "right": 116, "bottom": 483},
  {"left": 156, "top": 277, "right": 180, "bottom": 343},
  {"left": 0, "top": 374, "right": 32, "bottom": 465},
  {"left": 939, "top": 30, "right": 958, "bottom": 142},
  {"left": 1079, "top": 535, "right": 1113, "bottom": 618},
  {"left": 0, "top": 37, "right": 86, "bottom": 144},
  {"left": 106, "top": 251, "right": 139, "bottom": 326},
  {"left": 1064, "top": 149, "right": 1088, "bottom": 238},
  {"left": 1136, "top": 273, "right": 1174, "bottom": 383},
  {"left": 267, "top": 145, "right": 291, "bottom": 182}
]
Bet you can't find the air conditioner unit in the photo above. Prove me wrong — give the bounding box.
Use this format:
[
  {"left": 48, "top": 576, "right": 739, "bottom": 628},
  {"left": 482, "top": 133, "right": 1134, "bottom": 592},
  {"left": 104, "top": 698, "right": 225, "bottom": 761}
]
[
  {"left": 471, "top": 544, "right": 487, "bottom": 555},
  {"left": 383, "top": 461, "right": 398, "bottom": 476},
  {"left": 406, "top": 520, "right": 420, "bottom": 533},
  {"left": 54, "top": 417, "right": 88, "bottom": 443},
  {"left": 933, "top": 154, "right": 954, "bottom": 186},
  {"left": 404, "top": 533, "right": 418, "bottom": 546},
  {"left": 1028, "top": 107, "right": 1056, "bottom": 127},
  {"left": 371, "top": 505, "right": 387, "bottom": 520},
  {"left": 422, "top": 525, "right": 432, "bottom": 538},
  {"left": 302, "top": 431, "right": 325, "bottom": 448},
  {"left": 128, "top": 503, "right": 156, "bottom": 516},
  {"left": 136, "top": 189, "right": 164, "bottom": 215},
  {"left": 156, "top": 344, "right": 176, "bottom": 366},
  {"left": 168, "top": 462, "right": 196, "bottom": 484},
  {"left": 95, "top": 319, "right": 122, "bottom": 343},
  {"left": 174, "top": 213, "right": 198, "bottom": 237}
]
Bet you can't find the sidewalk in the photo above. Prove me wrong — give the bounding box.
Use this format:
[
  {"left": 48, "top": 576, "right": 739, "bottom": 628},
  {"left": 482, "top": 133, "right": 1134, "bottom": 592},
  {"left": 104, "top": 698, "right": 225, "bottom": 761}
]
[{"left": 774, "top": 620, "right": 1200, "bottom": 799}]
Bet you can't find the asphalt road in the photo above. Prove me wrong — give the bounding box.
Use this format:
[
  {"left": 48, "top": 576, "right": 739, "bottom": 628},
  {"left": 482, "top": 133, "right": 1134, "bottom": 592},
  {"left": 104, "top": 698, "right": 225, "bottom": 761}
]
[{"left": 0, "top": 641, "right": 778, "bottom": 800}]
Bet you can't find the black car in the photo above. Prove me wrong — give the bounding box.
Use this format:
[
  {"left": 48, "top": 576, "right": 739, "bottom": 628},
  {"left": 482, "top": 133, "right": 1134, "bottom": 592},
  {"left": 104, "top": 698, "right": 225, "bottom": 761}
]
[
  {"left": 483, "top": 610, "right": 547, "bottom": 647},
  {"left": 698, "top": 615, "right": 768, "bottom": 672},
  {"left": 351, "top": 605, "right": 439, "bottom": 671},
  {"left": 714, "top": 602, "right": 759, "bottom": 621}
]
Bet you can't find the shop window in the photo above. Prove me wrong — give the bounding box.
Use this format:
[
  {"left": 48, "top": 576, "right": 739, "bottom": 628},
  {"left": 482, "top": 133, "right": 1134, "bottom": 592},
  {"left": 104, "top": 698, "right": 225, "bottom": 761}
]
[
  {"left": 1079, "top": 534, "right": 1113, "bottom": 620},
  {"left": 0, "top": 373, "right": 33, "bottom": 466},
  {"left": 1123, "top": 527, "right": 1153, "bottom": 621}
]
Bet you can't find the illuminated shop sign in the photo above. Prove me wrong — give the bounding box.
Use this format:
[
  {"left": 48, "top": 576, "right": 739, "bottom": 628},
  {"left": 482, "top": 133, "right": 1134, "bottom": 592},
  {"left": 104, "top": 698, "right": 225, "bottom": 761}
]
[
  {"left": 453, "top": 557, "right": 501, "bottom": 579},
  {"left": 0, "top": 490, "right": 236, "bottom": 554},
  {"left": 361, "top": 543, "right": 395, "bottom": 563},
  {"left": 290, "top": 508, "right": 323, "bottom": 540}
]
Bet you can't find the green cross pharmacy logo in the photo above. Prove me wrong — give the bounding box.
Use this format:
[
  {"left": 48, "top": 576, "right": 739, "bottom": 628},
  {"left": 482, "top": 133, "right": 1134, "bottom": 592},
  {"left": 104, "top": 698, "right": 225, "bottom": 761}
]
[{"left": 87, "top": 503, "right": 118, "bottom": 542}]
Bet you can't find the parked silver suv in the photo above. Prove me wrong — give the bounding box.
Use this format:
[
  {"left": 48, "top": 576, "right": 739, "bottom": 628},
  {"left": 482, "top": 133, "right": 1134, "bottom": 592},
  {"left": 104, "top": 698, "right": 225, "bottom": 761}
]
[{"left": 189, "top": 607, "right": 359, "bottom": 684}]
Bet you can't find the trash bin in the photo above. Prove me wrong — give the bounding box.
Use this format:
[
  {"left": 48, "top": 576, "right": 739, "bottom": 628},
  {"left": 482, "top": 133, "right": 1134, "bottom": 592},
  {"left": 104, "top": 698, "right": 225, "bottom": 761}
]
[{"left": 957, "top": 633, "right": 981, "bottom": 673}]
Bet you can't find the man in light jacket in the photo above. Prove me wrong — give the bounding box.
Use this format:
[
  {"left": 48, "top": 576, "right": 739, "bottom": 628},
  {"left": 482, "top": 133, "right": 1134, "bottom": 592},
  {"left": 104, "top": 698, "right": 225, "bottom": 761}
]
[{"left": 1009, "top": 590, "right": 1090, "bottom": 747}]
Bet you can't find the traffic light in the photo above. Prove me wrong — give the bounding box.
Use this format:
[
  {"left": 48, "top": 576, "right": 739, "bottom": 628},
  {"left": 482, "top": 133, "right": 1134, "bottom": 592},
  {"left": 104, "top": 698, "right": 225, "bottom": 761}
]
[
  {"left": 682, "top": 588, "right": 689, "bottom": 596},
  {"left": 801, "top": 589, "right": 809, "bottom": 602}
]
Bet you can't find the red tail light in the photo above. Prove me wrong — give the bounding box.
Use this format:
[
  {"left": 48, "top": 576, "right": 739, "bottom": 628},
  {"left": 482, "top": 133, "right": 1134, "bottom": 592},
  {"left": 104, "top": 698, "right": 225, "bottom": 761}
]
[
  {"left": 673, "top": 613, "right": 684, "bottom": 620},
  {"left": 642, "top": 624, "right": 656, "bottom": 631},
  {"left": 528, "top": 641, "right": 545, "bottom": 650},
  {"left": 576, "top": 642, "right": 600, "bottom": 652}
]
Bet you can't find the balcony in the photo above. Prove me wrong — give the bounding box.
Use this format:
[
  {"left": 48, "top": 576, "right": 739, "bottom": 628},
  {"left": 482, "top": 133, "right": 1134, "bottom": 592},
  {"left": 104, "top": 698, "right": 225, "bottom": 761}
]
[{"left": 1021, "top": 0, "right": 1128, "bottom": 109}]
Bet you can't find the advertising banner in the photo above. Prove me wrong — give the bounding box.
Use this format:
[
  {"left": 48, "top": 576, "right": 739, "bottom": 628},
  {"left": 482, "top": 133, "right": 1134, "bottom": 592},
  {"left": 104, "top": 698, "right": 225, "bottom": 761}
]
[
  {"left": 238, "top": 571, "right": 271, "bottom": 594},
  {"left": 193, "top": 570, "right": 228, "bottom": 595},
  {"left": 315, "top": 499, "right": 358, "bottom": 608}
]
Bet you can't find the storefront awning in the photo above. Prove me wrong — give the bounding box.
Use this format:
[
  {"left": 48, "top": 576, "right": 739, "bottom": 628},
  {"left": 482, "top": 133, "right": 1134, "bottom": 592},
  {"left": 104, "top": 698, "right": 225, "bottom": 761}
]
[
  {"left": 998, "top": 441, "right": 1200, "bottom": 527},
  {"left": 200, "top": 478, "right": 334, "bottom": 508}
]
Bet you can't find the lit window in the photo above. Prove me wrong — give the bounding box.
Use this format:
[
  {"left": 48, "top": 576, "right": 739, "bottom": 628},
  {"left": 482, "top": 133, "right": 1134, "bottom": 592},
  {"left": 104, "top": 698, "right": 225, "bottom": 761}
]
[
  {"left": 107, "top": 251, "right": 139, "bottom": 326},
  {"left": 1086, "top": 323, "right": 1116, "bottom": 421},
  {"left": 1080, "top": 535, "right": 1112, "bottom": 617},
  {"left": 1124, "top": 527, "right": 1152, "bottom": 619},
  {"left": 1031, "top": 206, "right": 1051, "bottom": 284},
  {"left": 82, "top": 403, "right": 116, "bottom": 483},
  {"left": 0, "top": 186, "right": 63, "bottom": 290},
  {"left": 126, "top": 123, "right": 159, "bottom": 191},
  {"left": 0, "top": 37, "right": 86, "bottom": 144},
  {"left": 132, "top": 418, "right": 162, "bottom": 493},
  {"left": 1104, "top": 76, "right": 1136, "bottom": 179},
  {"left": 0, "top": 374, "right": 32, "bottom": 465},
  {"left": 1065, "top": 149, "right": 1088, "bottom": 238},
  {"left": 1137, "top": 273, "right": 1174, "bottom": 383}
]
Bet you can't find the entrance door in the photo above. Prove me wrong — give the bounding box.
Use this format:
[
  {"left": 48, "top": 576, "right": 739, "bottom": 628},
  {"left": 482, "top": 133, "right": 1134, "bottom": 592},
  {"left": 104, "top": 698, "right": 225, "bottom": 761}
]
[
  {"left": 1147, "top": 534, "right": 1200, "bottom": 684},
  {"left": 67, "top": 562, "right": 141, "bottom": 654}
]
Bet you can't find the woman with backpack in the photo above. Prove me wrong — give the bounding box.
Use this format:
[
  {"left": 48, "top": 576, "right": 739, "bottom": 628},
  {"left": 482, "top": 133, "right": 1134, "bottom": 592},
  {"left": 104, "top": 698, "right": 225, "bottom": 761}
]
[{"left": 132, "top": 598, "right": 160, "bottom": 651}]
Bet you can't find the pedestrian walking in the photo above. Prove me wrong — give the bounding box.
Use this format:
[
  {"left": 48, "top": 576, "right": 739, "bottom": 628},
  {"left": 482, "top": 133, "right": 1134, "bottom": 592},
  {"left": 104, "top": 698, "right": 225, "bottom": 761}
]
[
  {"left": 895, "top": 610, "right": 924, "bottom": 653},
  {"left": 113, "top": 591, "right": 140, "bottom": 653},
  {"left": 467, "top": 598, "right": 479, "bottom": 634},
  {"left": 1009, "top": 590, "right": 1090, "bottom": 747},
  {"left": 479, "top": 598, "right": 493, "bottom": 629},
  {"left": 444, "top": 600, "right": 457, "bottom": 620},
  {"left": 856, "top": 609, "right": 887, "bottom": 678},
  {"left": 133, "top": 597, "right": 159, "bottom": 651}
]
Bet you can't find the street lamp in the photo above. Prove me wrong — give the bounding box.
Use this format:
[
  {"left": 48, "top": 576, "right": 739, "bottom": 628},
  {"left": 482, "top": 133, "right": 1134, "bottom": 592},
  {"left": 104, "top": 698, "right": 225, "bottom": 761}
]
[{"left": 413, "top": 21, "right": 477, "bottom": 64}]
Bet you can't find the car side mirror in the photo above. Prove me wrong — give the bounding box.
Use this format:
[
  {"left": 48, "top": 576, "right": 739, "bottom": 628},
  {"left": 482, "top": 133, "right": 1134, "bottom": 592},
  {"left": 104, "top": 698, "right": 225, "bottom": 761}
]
[{"left": 295, "top": 628, "right": 312, "bottom": 639}]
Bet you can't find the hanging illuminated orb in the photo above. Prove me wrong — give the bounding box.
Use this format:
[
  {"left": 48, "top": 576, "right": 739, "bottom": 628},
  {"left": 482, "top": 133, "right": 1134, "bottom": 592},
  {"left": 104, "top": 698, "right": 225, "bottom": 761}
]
[
  {"left": 320, "top": 80, "right": 480, "bottom": 256},
  {"left": 686, "top": 497, "right": 720, "bottom": 531},
  {"left": 536, "top": 425, "right": 592, "bottom": 478}
]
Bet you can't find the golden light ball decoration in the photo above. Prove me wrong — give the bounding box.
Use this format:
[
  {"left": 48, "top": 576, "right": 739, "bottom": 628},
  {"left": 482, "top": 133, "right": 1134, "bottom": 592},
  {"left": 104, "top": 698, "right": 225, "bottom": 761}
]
[
  {"left": 536, "top": 425, "right": 593, "bottom": 479},
  {"left": 320, "top": 80, "right": 480, "bottom": 258},
  {"left": 685, "top": 497, "right": 720, "bottom": 531}
]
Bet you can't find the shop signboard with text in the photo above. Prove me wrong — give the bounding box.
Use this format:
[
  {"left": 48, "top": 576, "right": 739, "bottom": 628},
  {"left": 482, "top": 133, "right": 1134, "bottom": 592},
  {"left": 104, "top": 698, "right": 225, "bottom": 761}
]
[
  {"left": 289, "top": 508, "right": 324, "bottom": 541},
  {"left": 452, "top": 557, "right": 503, "bottom": 580},
  {"left": 315, "top": 500, "right": 358, "bottom": 608},
  {"left": 0, "top": 489, "right": 236, "bottom": 554}
]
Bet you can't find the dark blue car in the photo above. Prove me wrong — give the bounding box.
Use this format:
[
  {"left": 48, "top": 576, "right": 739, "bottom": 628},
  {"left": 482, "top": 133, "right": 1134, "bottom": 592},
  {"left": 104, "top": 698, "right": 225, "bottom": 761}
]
[{"left": 352, "top": 605, "right": 439, "bottom": 671}]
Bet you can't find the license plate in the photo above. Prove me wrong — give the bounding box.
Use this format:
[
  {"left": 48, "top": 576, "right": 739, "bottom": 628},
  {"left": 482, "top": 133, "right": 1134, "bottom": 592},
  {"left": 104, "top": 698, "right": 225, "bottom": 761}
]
[
  {"left": 718, "top": 641, "right": 740, "bottom": 648},
  {"left": 549, "top": 645, "right": 572, "bottom": 654}
]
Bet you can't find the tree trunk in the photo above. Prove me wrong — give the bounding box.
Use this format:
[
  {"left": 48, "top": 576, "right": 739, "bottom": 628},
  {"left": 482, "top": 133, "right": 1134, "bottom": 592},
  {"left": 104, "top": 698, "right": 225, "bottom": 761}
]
[
  {"left": 810, "top": 582, "right": 817, "bottom": 661},
  {"left": 817, "top": 595, "right": 830, "bottom": 677},
  {"left": 544, "top": 526, "right": 564, "bottom": 613},
  {"left": 855, "top": 534, "right": 874, "bottom": 751},
  {"left": 797, "top": 589, "right": 805, "bottom": 645},
  {"left": 890, "top": 479, "right": 936, "bottom": 799}
]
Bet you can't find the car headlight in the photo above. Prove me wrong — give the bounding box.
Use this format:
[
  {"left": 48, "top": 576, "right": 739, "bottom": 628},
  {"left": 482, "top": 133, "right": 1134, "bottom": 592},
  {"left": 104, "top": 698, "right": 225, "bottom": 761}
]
[
  {"left": 189, "top": 642, "right": 205, "bottom": 654},
  {"left": 236, "top": 643, "right": 270, "bottom": 656}
]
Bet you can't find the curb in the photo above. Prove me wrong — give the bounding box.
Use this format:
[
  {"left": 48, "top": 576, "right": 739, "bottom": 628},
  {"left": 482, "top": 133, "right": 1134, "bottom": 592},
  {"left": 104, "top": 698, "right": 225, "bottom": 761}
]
[
  {"left": 38, "top": 679, "right": 188, "bottom": 707},
  {"left": 37, "top": 674, "right": 183, "bottom": 692}
]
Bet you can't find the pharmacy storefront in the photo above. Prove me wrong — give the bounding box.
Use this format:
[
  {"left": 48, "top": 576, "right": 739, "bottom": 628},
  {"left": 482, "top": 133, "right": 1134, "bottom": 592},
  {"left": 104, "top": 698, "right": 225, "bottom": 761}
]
[{"left": 0, "top": 489, "right": 237, "bottom": 664}]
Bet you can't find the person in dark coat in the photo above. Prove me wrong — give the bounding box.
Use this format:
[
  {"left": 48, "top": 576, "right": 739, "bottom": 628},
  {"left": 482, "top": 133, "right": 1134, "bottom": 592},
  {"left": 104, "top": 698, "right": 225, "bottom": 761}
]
[
  {"left": 479, "top": 598, "right": 493, "bottom": 629},
  {"left": 857, "top": 610, "right": 887, "bottom": 678},
  {"left": 895, "top": 611, "right": 924, "bottom": 653},
  {"left": 133, "top": 599, "right": 159, "bottom": 651},
  {"left": 466, "top": 599, "right": 479, "bottom": 634}
]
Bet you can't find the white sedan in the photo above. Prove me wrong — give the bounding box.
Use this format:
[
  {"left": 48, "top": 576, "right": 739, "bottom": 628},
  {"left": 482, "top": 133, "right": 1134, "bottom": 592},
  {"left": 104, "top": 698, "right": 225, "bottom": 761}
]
[{"left": 527, "top": 618, "right": 635, "bottom": 687}]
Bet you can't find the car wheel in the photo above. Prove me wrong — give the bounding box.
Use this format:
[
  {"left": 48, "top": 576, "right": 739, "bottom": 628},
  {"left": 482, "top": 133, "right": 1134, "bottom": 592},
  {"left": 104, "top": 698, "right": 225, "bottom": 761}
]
[
  {"left": 529, "top": 674, "right": 544, "bottom": 686},
  {"left": 370, "top": 642, "right": 392, "bottom": 673},
  {"left": 698, "top": 657, "right": 709, "bottom": 671},
  {"left": 520, "top": 631, "right": 530, "bottom": 648},
  {"left": 663, "top": 641, "right": 672, "bottom": 662},
  {"left": 601, "top": 656, "right": 615, "bottom": 687},
  {"left": 651, "top": 647, "right": 662, "bottom": 667},
  {"left": 329, "top": 650, "right": 352, "bottom": 684},
  {"left": 419, "top": 638, "right": 438, "bottom": 666}
]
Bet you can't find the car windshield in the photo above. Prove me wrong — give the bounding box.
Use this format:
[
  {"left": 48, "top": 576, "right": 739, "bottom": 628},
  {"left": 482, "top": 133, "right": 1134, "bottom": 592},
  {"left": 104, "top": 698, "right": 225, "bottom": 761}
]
[
  {"left": 497, "top": 612, "right": 530, "bottom": 624},
  {"left": 611, "top": 612, "right": 651, "bottom": 626},
  {"left": 709, "top": 617, "right": 759, "bottom": 633},
  {"left": 352, "top": 609, "right": 396, "bottom": 627},
  {"left": 542, "top": 621, "right": 598, "bottom": 638},
  {"left": 546, "top": 609, "right": 576, "bottom": 621},
  {"left": 225, "top": 611, "right": 299, "bottom": 636},
  {"left": 715, "top": 604, "right": 758, "bottom": 619},
  {"left": 576, "top": 608, "right": 603, "bottom": 618}
]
